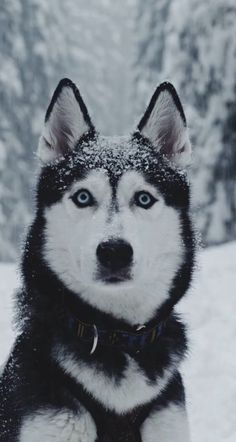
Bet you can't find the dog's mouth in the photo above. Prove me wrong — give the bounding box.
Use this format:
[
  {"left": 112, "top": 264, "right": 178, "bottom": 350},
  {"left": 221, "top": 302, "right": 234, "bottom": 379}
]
[
  {"left": 102, "top": 275, "right": 128, "bottom": 284},
  {"left": 96, "top": 268, "right": 132, "bottom": 285}
]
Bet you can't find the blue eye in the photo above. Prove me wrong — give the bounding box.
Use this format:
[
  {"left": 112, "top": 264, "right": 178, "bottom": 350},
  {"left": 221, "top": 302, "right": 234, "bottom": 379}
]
[
  {"left": 71, "top": 189, "right": 94, "bottom": 208},
  {"left": 135, "top": 191, "right": 157, "bottom": 209}
]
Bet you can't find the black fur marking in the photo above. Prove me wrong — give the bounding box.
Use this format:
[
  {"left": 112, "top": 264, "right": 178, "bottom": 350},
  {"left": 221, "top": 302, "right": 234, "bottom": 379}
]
[
  {"left": 137, "top": 81, "right": 187, "bottom": 132},
  {"left": 107, "top": 175, "right": 119, "bottom": 218}
]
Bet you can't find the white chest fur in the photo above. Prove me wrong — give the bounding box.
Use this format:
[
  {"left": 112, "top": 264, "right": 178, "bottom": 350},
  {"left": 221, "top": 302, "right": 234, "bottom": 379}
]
[
  {"left": 20, "top": 407, "right": 97, "bottom": 442},
  {"left": 55, "top": 346, "right": 177, "bottom": 414},
  {"left": 141, "top": 404, "right": 190, "bottom": 442}
]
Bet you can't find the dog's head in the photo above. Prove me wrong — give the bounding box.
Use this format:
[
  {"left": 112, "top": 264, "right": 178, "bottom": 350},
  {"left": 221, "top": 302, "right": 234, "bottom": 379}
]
[{"left": 32, "top": 79, "right": 194, "bottom": 325}]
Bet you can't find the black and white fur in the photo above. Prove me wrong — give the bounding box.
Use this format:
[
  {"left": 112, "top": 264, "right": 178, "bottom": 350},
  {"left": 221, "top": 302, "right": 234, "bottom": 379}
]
[{"left": 0, "top": 78, "right": 195, "bottom": 441}]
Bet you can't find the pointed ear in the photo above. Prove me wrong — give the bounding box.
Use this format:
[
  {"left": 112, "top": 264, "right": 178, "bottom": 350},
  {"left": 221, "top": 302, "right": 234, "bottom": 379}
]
[
  {"left": 37, "top": 78, "right": 95, "bottom": 163},
  {"left": 137, "top": 82, "right": 191, "bottom": 167}
]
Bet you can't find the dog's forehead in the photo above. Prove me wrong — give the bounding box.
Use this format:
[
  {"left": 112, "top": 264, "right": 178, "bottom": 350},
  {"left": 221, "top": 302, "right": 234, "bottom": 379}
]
[
  {"left": 72, "top": 134, "right": 159, "bottom": 176},
  {"left": 50, "top": 134, "right": 164, "bottom": 190}
]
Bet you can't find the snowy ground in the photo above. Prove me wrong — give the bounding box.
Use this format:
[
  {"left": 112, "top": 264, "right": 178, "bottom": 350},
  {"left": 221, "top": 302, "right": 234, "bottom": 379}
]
[{"left": 0, "top": 242, "right": 236, "bottom": 441}]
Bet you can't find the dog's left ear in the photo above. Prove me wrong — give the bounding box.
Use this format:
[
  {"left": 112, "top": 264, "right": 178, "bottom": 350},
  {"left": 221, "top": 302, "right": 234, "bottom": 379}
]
[
  {"left": 38, "top": 78, "right": 94, "bottom": 163},
  {"left": 137, "top": 82, "right": 191, "bottom": 167}
]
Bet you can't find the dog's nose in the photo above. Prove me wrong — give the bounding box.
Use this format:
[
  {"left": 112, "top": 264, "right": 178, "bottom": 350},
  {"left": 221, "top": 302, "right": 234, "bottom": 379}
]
[{"left": 96, "top": 239, "right": 133, "bottom": 271}]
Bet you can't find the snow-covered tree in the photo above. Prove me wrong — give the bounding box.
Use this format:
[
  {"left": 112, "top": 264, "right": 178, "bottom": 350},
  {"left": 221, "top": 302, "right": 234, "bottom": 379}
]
[
  {"left": 0, "top": 0, "right": 135, "bottom": 260},
  {"left": 132, "top": 0, "right": 172, "bottom": 117},
  {"left": 63, "top": 0, "right": 135, "bottom": 135},
  {"left": 132, "top": 0, "right": 236, "bottom": 245},
  {"left": 0, "top": 0, "right": 59, "bottom": 260},
  {"left": 163, "top": 0, "right": 236, "bottom": 244}
]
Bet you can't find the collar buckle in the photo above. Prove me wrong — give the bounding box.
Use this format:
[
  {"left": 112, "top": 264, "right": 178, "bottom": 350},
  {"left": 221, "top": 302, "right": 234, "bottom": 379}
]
[
  {"left": 136, "top": 324, "right": 146, "bottom": 332},
  {"left": 90, "top": 324, "right": 98, "bottom": 355}
]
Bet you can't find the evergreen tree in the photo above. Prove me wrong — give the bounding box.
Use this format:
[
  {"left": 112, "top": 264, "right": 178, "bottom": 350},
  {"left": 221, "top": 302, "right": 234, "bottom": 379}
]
[
  {"left": 0, "top": 0, "right": 135, "bottom": 260},
  {"left": 132, "top": 0, "right": 171, "bottom": 117},
  {"left": 0, "top": 0, "right": 61, "bottom": 260},
  {"left": 132, "top": 0, "right": 236, "bottom": 245},
  {"left": 63, "top": 0, "right": 135, "bottom": 135}
]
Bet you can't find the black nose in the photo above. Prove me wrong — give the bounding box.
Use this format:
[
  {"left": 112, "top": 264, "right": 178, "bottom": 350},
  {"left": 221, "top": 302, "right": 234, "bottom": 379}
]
[{"left": 96, "top": 239, "right": 133, "bottom": 271}]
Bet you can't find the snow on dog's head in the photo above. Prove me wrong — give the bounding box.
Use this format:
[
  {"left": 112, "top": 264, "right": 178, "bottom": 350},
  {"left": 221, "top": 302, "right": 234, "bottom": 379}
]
[{"left": 34, "top": 78, "right": 194, "bottom": 325}]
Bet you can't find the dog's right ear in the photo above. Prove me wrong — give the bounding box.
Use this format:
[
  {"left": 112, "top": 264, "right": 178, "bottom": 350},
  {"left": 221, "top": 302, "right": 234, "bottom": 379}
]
[{"left": 37, "top": 78, "right": 94, "bottom": 163}]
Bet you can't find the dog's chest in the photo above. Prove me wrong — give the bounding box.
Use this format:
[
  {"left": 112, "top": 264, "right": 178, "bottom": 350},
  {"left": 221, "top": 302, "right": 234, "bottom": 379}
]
[
  {"left": 56, "top": 349, "right": 173, "bottom": 414},
  {"left": 19, "top": 404, "right": 189, "bottom": 442}
]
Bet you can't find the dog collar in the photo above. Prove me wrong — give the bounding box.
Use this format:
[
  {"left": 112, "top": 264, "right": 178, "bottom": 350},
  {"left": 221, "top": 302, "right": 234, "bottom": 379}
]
[{"left": 69, "top": 318, "right": 164, "bottom": 355}]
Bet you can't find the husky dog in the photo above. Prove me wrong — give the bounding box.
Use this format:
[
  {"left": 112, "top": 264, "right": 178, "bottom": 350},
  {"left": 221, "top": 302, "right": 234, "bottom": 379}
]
[{"left": 0, "top": 78, "right": 195, "bottom": 441}]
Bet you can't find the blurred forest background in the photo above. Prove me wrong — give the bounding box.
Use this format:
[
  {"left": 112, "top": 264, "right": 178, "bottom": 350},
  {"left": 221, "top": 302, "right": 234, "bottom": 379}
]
[{"left": 0, "top": 0, "right": 236, "bottom": 261}]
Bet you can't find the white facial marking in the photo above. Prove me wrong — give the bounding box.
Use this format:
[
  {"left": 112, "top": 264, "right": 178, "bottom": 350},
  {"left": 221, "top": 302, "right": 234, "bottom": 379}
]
[
  {"left": 55, "top": 346, "right": 179, "bottom": 414},
  {"left": 43, "top": 169, "right": 111, "bottom": 288},
  {"left": 141, "top": 404, "right": 190, "bottom": 442},
  {"left": 20, "top": 407, "right": 97, "bottom": 442},
  {"left": 44, "top": 169, "right": 184, "bottom": 325}
]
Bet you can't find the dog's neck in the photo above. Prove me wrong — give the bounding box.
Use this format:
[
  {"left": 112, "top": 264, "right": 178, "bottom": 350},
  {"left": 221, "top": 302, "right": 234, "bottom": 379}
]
[
  {"left": 65, "top": 313, "right": 167, "bottom": 356},
  {"left": 19, "top": 272, "right": 179, "bottom": 362}
]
